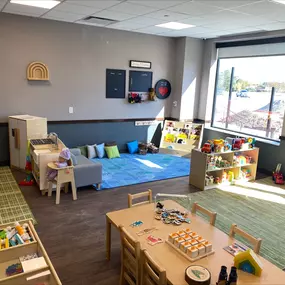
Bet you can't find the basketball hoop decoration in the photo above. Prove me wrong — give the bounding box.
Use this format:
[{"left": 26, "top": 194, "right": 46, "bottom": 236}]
[{"left": 155, "top": 79, "right": 171, "bottom": 99}]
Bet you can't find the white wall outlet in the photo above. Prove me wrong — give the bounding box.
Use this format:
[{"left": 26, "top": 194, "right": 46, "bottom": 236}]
[{"left": 69, "top": 107, "right": 74, "bottom": 114}]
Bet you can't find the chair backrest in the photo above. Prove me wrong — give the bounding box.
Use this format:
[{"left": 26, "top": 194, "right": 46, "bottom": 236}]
[
  {"left": 229, "top": 224, "right": 262, "bottom": 254},
  {"left": 141, "top": 249, "right": 167, "bottom": 285},
  {"left": 128, "top": 189, "right": 153, "bottom": 208},
  {"left": 191, "top": 202, "right": 217, "bottom": 226},
  {"left": 119, "top": 225, "right": 141, "bottom": 285}
]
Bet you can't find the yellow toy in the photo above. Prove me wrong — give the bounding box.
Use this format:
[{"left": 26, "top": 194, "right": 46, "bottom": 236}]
[
  {"left": 227, "top": 171, "right": 234, "bottom": 182},
  {"left": 234, "top": 249, "right": 263, "bottom": 276},
  {"left": 164, "top": 133, "right": 175, "bottom": 143},
  {"left": 177, "top": 133, "right": 188, "bottom": 140}
]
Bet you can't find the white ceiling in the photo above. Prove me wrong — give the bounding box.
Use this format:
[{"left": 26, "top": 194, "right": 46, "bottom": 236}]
[{"left": 2, "top": 0, "right": 285, "bottom": 39}]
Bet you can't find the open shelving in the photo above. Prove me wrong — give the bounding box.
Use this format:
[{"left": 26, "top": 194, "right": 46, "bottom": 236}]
[
  {"left": 189, "top": 147, "right": 259, "bottom": 191},
  {"left": 0, "top": 220, "right": 61, "bottom": 285}
]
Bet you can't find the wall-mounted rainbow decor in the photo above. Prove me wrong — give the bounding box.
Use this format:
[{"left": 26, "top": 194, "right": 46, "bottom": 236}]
[{"left": 27, "top": 62, "right": 49, "bottom": 81}]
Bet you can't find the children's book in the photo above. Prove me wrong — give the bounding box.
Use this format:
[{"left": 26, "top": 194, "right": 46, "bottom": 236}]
[{"left": 223, "top": 242, "right": 248, "bottom": 256}]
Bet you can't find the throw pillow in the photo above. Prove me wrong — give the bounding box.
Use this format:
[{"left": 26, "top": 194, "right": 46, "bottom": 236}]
[
  {"left": 87, "top": 144, "right": 97, "bottom": 159},
  {"left": 70, "top": 153, "right": 78, "bottom": 166},
  {"left": 105, "top": 145, "right": 120, "bottom": 159},
  {"left": 127, "top": 140, "right": 139, "bottom": 154},
  {"left": 77, "top": 146, "right": 87, "bottom": 157},
  {"left": 95, "top": 143, "right": 105, "bottom": 158},
  {"left": 105, "top": 141, "right": 117, "bottom": 147}
]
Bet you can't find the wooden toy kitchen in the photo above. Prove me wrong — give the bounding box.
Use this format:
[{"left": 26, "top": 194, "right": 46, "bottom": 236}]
[{"left": 9, "top": 115, "right": 66, "bottom": 195}]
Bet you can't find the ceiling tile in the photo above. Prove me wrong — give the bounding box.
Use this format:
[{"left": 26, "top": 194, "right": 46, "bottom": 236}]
[
  {"left": 91, "top": 10, "right": 134, "bottom": 21},
  {"left": 3, "top": 3, "right": 48, "bottom": 16},
  {"left": 146, "top": 9, "right": 190, "bottom": 21},
  {"left": 198, "top": 10, "right": 250, "bottom": 23},
  {"left": 108, "top": 21, "right": 149, "bottom": 30},
  {"left": 126, "top": 16, "right": 168, "bottom": 25},
  {"left": 197, "top": 0, "right": 263, "bottom": 9},
  {"left": 257, "top": 21, "right": 285, "bottom": 31},
  {"left": 127, "top": 0, "right": 188, "bottom": 9},
  {"left": 202, "top": 22, "right": 247, "bottom": 31},
  {"left": 42, "top": 10, "right": 84, "bottom": 22},
  {"left": 167, "top": 1, "right": 222, "bottom": 16},
  {"left": 64, "top": 0, "right": 122, "bottom": 9},
  {"left": 233, "top": 0, "right": 285, "bottom": 16},
  {"left": 54, "top": 2, "right": 102, "bottom": 15},
  {"left": 108, "top": 2, "right": 159, "bottom": 15},
  {"left": 135, "top": 25, "right": 172, "bottom": 34},
  {"left": 179, "top": 16, "right": 220, "bottom": 26}
]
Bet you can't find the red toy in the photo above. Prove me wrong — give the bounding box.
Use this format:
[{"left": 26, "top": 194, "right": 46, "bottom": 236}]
[
  {"left": 201, "top": 143, "right": 212, "bottom": 153},
  {"left": 273, "top": 164, "right": 284, "bottom": 185},
  {"left": 232, "top": 138, "right": 245, "bottom": 150}
]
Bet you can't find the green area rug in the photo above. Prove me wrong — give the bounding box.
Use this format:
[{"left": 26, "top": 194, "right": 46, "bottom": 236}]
[
  {"left": 0, "top": 167, "right": 36, "bottom": 224},
  {"left": 177, "top": 183, "right": 285, "bottom": 269}
]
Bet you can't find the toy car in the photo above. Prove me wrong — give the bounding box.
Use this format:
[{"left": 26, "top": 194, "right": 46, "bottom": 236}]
[{"left": 232, "top": 138, "right": 245, "bottom": 150}]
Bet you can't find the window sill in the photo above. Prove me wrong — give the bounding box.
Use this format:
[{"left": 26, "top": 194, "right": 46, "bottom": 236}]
[{"left": 204, "top": 126, "right": 280, "bottom": 147}]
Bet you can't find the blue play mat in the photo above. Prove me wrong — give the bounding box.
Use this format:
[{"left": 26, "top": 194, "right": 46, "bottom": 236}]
[{"left": 91, "top": 153, "right": 190, "bottom": 190}]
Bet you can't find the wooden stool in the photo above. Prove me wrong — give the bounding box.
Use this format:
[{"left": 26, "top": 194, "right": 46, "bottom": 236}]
[
  {"left": 128, "top": 189, "right": 152, "bottom": 208},
  {"left": 47, "top": 162, "right": 77, "bottom": 205},
  {"left": 141, "top": 249, "right": 167, "bottom": 285},
  {"left": 191, "top": 202, "right": 217, "bottom": 226},
  {"left": 119, "top": 225, "right": 140, "bottom": 285},
  {"left": 229, "top": 224, "right": 262, "bottom": 254}
]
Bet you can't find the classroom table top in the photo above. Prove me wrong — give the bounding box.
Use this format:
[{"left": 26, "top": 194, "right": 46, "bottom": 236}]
[{"left": 107, "top": 200, "right": 285, "bottom": 285}]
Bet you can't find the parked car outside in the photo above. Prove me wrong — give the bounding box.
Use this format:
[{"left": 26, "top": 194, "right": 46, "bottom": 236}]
[{"left": 236, "top": 89, "right": 249, "bottom": 98}]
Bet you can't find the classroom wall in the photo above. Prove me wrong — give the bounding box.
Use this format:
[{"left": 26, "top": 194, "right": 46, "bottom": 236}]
[{"left": 0, "top": 13, "right": 176, "bottom": 122}]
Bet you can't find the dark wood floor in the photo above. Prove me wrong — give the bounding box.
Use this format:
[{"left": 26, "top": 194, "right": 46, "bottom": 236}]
[{"left": 13, "top": 171, "right": 201, "bottom": 285}]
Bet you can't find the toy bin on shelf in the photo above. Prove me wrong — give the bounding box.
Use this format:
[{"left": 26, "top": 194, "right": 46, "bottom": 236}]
[
  {"left": 0, "top": 220, "right": 61, "bottom": 285},
  {"left": 189, "top": 148, "right": 259, "bottom": 191}
]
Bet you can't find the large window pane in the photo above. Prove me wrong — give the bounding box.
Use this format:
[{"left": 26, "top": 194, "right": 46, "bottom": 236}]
[{"left": 212, "top": 56, "right": 285, "bottom": 140}]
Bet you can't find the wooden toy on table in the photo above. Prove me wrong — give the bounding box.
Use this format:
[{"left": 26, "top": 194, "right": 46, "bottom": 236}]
[
  {"left": 234, "top": 249, "right": 263, "bottom": 276},
  {"left": 166, "top": 228, "right": 214, "bottom": 262}
]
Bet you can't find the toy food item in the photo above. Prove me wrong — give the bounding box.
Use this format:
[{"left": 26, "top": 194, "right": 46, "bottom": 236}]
[
  {"left": 180, "top": 241, "right": 192, "bottom": 252},
  {"left": 196, "top": 236, "right": 206, "bottom": 243},
  {"left": 177, "top": 230, "right": 186, "bottom": 237},
  {"left": 184, "top": 228, "right": 192, "bottom": 235},
  {"left": 183, "top": 234, "right": 191, "bottom": 241},
  {"left": 190, "top": 239, "right": 198, "bottom": 246},
  {"left": 168, "top": 233, "right": 179, "bottom": 243},
  {"left": 197, "top": 244, "right": 206, "bottom": 255},
  {"left": 202, "top": 241, "right": 213, "bottom": 253},
  {"left": 174, "top": 237, "right": 185, "bottom": 248},
  {"left": 187, "top": 246, "right": 199, "bottom": 259}
]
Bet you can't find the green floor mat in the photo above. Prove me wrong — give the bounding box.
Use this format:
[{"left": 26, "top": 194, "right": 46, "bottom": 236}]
[
  {"left": 0, "top": 167, "right": 36, "bottom": 225},
  {"left": 176, "top": 183, "right": 285, "bottom": 269}
]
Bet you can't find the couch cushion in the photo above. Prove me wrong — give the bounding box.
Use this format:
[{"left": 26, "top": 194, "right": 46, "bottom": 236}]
[
  {"left": 95, "top": 143, "right": 105, "bottom": 158},
  {"left": 127, "top": 140, "right": 139, "bottom": 154},
  {"left": 77, "top": 146, "right": 88, "bottom": 157},
  {"left": 87, "top": 144, "right": 97, "bottom": 159},
  {"left": 76, "top": 155, "right": 95, "bottom": 166},
  {"left": 70, "top": 148, "right": 81, "bottom": 156},
  {"left": 105, "top": 145, "right": 120, "bottom": 159},
  {"left": 70, "top": 153, "right": 78, "bottom": 166}
]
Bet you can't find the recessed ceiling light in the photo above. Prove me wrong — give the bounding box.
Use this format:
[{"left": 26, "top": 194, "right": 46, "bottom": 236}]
[
  {"left": 156, "top": 22, "right": 195, "bottom": 30},
  {"left": 10, "top": 0, "right": 60, "bottom": 9}
]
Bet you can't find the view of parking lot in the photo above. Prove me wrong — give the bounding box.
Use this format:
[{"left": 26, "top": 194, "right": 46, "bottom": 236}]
[{"left": 212, "top": 56, "right": 285, "bottom": 140}]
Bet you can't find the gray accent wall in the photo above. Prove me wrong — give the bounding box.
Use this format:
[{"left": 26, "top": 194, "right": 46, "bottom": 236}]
[{"left": 0, "top": 13, "right": 175, "bottom": 122}]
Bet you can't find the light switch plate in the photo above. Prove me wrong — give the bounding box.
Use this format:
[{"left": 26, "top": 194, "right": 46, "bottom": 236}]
[{"left": 69, "top": 107, "right": 73, "bottom": 114}]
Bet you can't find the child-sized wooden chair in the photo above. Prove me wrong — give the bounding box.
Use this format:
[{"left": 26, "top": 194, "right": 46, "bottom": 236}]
[
  {"left": 141, "top": 249, "right": 167, "bottom": 285},
  {"left": 47, "top": 162, "right": 77, "bottom": 205},
  {"left": 229, "top": 224, "right": 262, "bottom": 254},
  {"left": 119, "top": 225, "right": 141, "bottom": 285},
  {"left": 191, "top": 202, "right": 217, "bottom": 226},
  {"left": 128, "top": 189, "right": 153, "bottom": 208}
]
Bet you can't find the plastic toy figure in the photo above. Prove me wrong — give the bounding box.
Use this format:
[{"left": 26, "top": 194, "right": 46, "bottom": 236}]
[
  {"left": 232, "top": 138, "right": 245, "bottom": 150},
  {"left": 273, "top": 163, "right": 284, "bottom": 185},
  {"left": 201, "top": 143, "right": 212, "bottom": 153}
]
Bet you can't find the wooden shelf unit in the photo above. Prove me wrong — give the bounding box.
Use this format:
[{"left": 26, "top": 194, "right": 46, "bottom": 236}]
[
  {"left": 189, "top": 148, "right": 259, "bottom": 191},
  {"left": 0, "top": 220, "right": 61, "bottom": 285},
  {"left": 159, "top": 120, "right": 203, "bottom": 157}
]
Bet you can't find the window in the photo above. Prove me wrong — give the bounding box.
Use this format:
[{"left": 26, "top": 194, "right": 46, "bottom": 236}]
[{"left": 212, "top": 55, "right": 285, "bottom": 141}]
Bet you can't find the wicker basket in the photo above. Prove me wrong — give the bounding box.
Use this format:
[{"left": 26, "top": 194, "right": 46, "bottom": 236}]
[{"left": 139, "top": 143, "right": 148, "bottom": 155}]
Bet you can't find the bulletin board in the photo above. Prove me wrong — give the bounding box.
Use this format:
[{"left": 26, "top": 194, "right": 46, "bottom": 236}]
[
  {"left": 106, "top": 69, "right": 126, "bottom": 98},
  {"left": 129, "top": 70, "right": 153, "bottom": 92},
  {"left": 159, "top": 120, "right": 204, "bottom": 157}
]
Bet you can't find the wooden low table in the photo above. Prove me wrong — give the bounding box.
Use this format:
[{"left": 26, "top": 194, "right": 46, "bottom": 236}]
[{"left": 106, "top": 200, "right": 285, "bottom": 285}]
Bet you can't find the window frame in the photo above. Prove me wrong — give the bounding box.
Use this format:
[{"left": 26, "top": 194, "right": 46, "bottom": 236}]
[{"left": 211, "top": 56, "right": 283, "bottom": 143}]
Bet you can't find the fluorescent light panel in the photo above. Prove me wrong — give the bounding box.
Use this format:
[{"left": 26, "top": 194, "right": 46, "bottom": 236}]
[
  {"left": 156, "top": 22, "right": 195, "bottom": 30},
  {"left": 10, "top": 0, "right": 60, "bottom": 9}
]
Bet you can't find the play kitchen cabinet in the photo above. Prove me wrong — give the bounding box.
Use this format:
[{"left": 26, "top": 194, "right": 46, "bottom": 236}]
[
  {"left": 0, "top": 220, "right": 62, "bottom": 285},
  {"left": 8, "top": 115, "right": 47, "bottom": 170}
]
